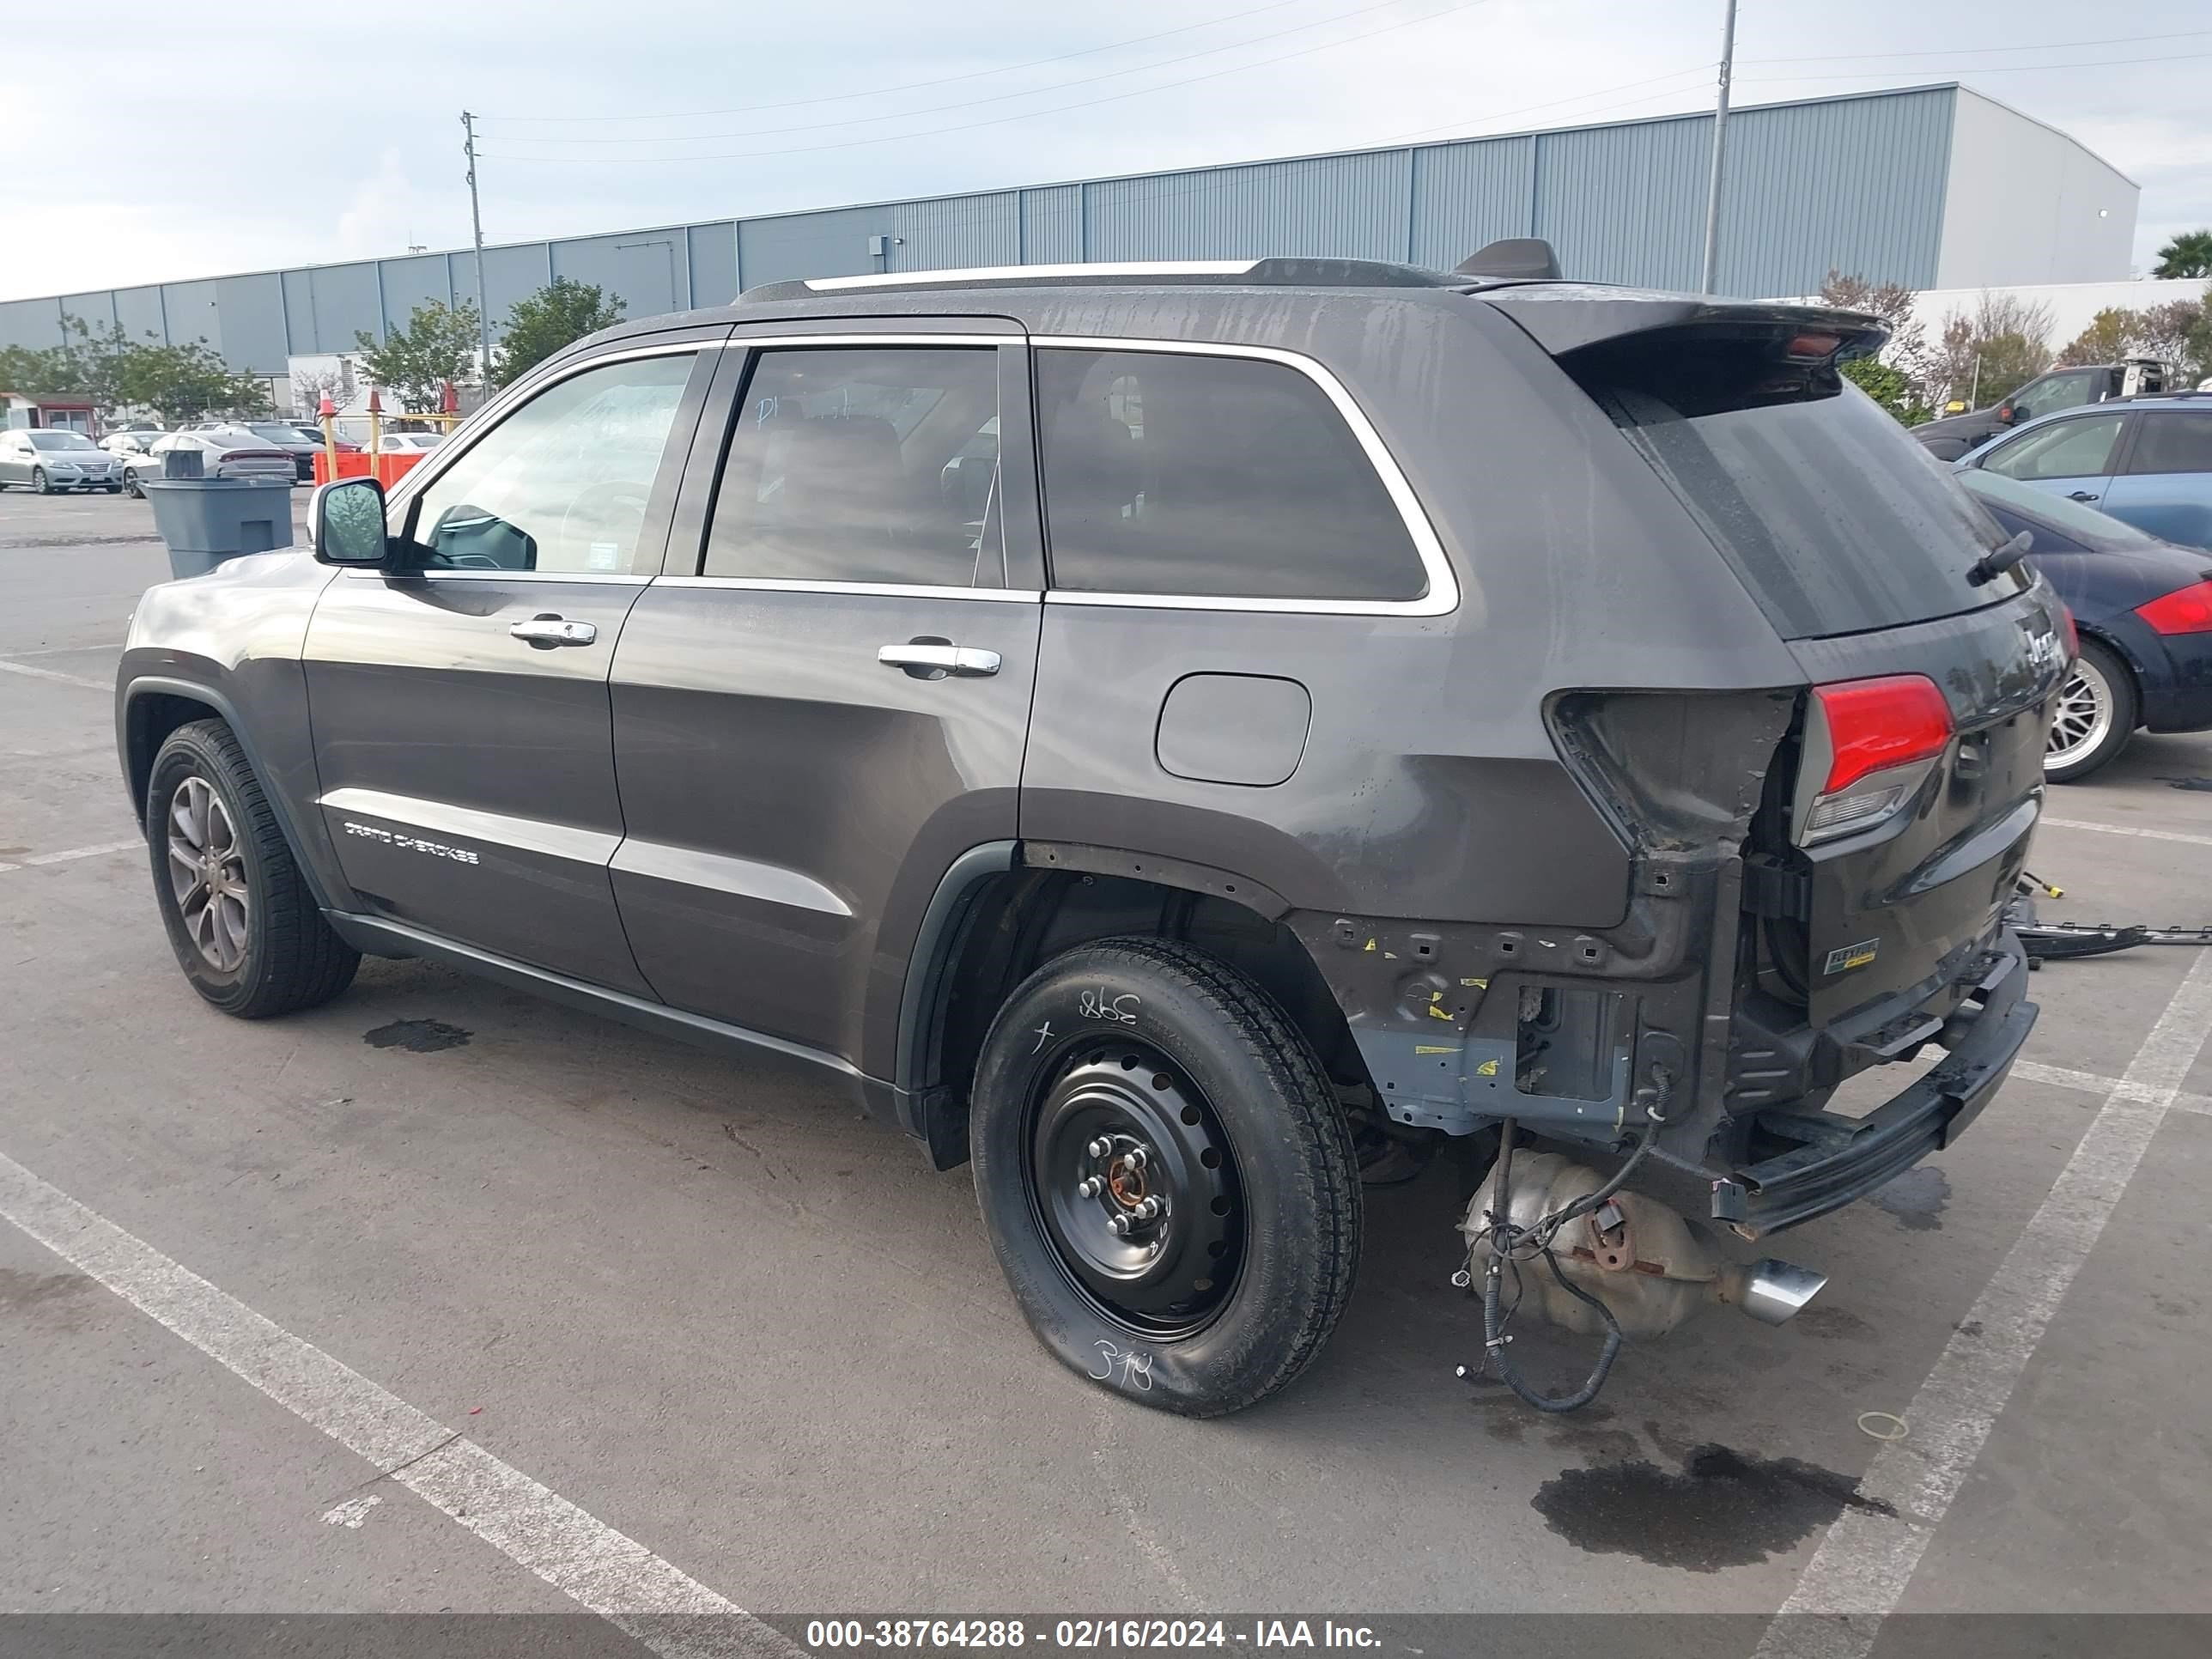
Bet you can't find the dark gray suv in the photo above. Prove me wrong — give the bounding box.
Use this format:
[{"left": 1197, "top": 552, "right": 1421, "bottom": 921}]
[{"left": 116, "top": 255, "right": 2065, "bottom": 1417}]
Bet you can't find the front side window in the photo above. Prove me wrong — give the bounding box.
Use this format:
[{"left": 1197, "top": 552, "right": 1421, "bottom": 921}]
[
  {"left": 702, "top": 345, "right": 1001, "bottom": 587},
  {"left": 2010, "top": 369, "right": 2096, "bottom": 420},
  {"left": 403, "top": 352, "right": 696, "bottom": 574},
  {"left": 1035, "top": 347, "right": 1426, "bottom": 602},
  {"left": 1982, "top": 412, "right": 2126, "bottom": 483},
  {"left": 2124, "top": 411, "right": 2212, "bottom": 476}
]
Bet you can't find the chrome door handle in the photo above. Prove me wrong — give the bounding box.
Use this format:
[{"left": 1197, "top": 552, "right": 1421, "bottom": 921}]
[
  {"left": 878, "top": 642, "right": 1000, "bottom": 678},
  {"left": 2066, "top": 490, "right": 2100, "bottom": 502},
  {"left": 510, "top": 616, "right": 598, "bottom": 647}
]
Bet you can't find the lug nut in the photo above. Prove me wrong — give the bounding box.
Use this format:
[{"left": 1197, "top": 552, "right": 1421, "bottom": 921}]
[
  {"left": 1078, "top": 1176, "right": 1103, "bottom": 1199},
  {"left": 1136, "top": 1197, "right": 1162, "bottom": 1220},
  {"left": 1109, "top": 1214, "right": 1133, "bottom": 1236},
  {"left": 1087, "top": 1138, "right": 1111, "bottom": 1158},
  {"left": 1121, "top": 1146, "right": 1146, "bottom": 1170}
]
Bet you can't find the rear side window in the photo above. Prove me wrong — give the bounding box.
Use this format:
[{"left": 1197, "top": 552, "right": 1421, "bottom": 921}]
[
  {"left": 1036, "top": 347, "right": 1426, "bottom": 602},
  {"left": 1575, "top": 343, "right": 2026, "bottom": 638},
  {"left": 1983, "top": 412, "right": 2127, "bottom": 482},
  {"left": 2124, "top": 411, "right": 2212, "bottom": 476},
  {"left": 703, "top": 345, "right": 1000, "bottom": 588}
]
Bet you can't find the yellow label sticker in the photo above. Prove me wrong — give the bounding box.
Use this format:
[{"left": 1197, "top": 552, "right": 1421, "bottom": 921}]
[
  {"left": 1474, "top": 1058, "right": 1500, "bottom": 1076},
  {"left": 1364, "top": 939, "right": 1377, "bottom": 952},
  {"left": 1460, "top": 977, "right": 1489, "bottom": 989},
  {"left": 1426, "top": 1003, "right": 1457, "bottom": 1021},
  {"left": 1413, "top": 1044, "right": 1459, "bottom": 1055}
]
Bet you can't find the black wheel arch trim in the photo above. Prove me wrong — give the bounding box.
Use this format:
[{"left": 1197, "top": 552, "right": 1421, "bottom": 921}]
[{"left": 119, "top": 673, "right": 350, "bottom": 915}]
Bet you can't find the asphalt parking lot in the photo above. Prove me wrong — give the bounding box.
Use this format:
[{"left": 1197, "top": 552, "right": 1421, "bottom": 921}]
[{"left": 3, "top": 489, "right": 2209, "bottom": 1650}]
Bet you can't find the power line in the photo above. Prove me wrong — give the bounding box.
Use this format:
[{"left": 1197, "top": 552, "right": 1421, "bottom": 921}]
[
  {"left": 1741, "top": 26, "right": 2212, "bottom": 65},
  {"left": 483, "top": 0, "right": 1334, "bottom": 124},
  {"left": 483, "top": 0, "right": 1482, "bottom": 148},
  {"left": 478, "top": 0, "right": 1489, "bottom": 166}
]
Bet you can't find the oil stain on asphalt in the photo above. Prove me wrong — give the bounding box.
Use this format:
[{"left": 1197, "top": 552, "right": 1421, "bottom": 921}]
[
  {"left": 1532, "top": 1443, "right": 1894, "bottom": 1571},
  {"left": 363, "top": 1018, "right": 472, "bottom": 1054},
  {"left": 1869, "top": 1164, "right": 1949, "bottom": 1231}
]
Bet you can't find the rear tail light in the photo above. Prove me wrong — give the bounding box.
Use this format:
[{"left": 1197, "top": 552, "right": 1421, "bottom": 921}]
[
  {"left": 1797, "top": 674, "right": 1954, "bottom": 847},
  {"left": 2135, "top": 580, "right": 2212, "bottom": 636},
  {"left": 2057, "top": 604, "right": 2080, "bottom": 659}
]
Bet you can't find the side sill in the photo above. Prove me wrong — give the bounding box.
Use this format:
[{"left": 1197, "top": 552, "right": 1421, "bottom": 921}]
[{"left": 323, "top": 910, "right": 892, "bottom": 1125}]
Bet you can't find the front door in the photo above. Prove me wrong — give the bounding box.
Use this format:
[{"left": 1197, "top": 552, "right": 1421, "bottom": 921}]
[
  {"left": 1974, "top": 408, "right": 2130, "bottom": 511},
  {"left": 2100, "top": 408, "right": 2212, "bottom": 549},
  {"left": 304, "top": 342, "right": 719, "bottom": 993},
  {"left": 608, "top": 327, "right": 1041, "bottom": 1073}
]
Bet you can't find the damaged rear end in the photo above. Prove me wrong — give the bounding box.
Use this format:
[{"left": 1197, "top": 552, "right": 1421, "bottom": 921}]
[{"left": 1440, "top": 289, "right": 2067, "bottom": 1357}]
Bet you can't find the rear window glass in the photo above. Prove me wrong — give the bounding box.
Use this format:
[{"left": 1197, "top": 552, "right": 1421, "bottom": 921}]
[
  {"left": 1581, "top": 370, "right": 2024, "bottom": 638},
  {"left": 1036, "top": 347, "right": 1427, "bottom": 602},
  {"left": 2125, "top": 411, "right": 2212, "bottom": 476}
]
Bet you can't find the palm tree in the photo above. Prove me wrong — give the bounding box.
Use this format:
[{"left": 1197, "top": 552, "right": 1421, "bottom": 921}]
[{"left": 2153, "top": 230, "right": 2212, "bottom": 279}]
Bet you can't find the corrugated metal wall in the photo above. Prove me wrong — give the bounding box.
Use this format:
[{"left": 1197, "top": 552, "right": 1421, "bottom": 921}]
[{"left": 0, "top": 87, "right": 1964, "bottom": 376}]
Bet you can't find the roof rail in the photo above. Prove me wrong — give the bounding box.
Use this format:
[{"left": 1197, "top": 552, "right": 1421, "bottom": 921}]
[{"left": 737, "top": 257, "right": 1470, "bottom": 303}]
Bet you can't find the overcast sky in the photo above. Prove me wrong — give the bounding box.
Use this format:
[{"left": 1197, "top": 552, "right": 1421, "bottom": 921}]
[{"left": 5, "top": 0, "right": 2208, "bottom": 301}]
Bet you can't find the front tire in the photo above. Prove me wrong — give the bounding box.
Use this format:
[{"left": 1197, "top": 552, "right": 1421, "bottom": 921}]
[
  {"left": 146, "top": 720, "right": 360, "bottom": 1018},
  {"left": 969, "top": 936, "right": 1360, "bottom": 1417},
  {"left": 123, "top": 471, "right": 143, "bottom": 498},
  {"left": 2045, "top": 638, "right": 2137, "bottom": 783},
  {"left": 31, "top": 467, "right": 50, "bottom": 495}
]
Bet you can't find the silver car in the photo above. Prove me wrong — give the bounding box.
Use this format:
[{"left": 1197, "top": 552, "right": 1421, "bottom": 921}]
[
  {"left": 0, "top": 428, "right": 122, "bottom": 492},
  {"left": 121, "top": 428, "right": 297, "bottom": 495},
  {"left": 101, "top": 429, "right": 166, "bottom": 465}
]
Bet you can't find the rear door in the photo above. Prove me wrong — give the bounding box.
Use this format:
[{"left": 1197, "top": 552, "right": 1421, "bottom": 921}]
[
  {"left": 2100, "top": 407, "right": 2212, "bottom": 550},
  {"left": 606, "top": 322, "right": 1041, "bottom": 1073},
  {"left": 303, "top": 339, "right": 719, "bottom": 992},
  {"left": 1971, "top": 408, "right": 2130, "bottom": 511}
]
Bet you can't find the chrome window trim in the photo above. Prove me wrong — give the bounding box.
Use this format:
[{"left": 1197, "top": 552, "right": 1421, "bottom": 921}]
[
  {"left": 1028, "top": 334, "right": 1461, "bottom": 619},
  {"left": 802, "top": 262, "right": 1257, "bottom": 292},
  {"left": 658, "top": 576, "right": 1039, "bottom": 602},
  {"left": 341, "top": 568, "right": 651, "bottom": 586},
  {"left": 721, "top": 332, "right": 1017, "bottom": 348}
]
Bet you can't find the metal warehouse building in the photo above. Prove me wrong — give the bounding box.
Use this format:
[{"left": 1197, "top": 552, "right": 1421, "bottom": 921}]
[{"left": 0, "top": 82, "right": 2137, "bottom": 378}]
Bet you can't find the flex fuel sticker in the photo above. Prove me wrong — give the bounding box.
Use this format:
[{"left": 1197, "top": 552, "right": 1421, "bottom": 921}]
[{"left": 1824, "top": 939, "right": 1881, "bottom": 975}]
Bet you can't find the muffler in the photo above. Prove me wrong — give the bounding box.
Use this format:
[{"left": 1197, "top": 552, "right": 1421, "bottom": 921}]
[{"left": 1461, "top": 1150, "right": 1826, "bottom": 1339}]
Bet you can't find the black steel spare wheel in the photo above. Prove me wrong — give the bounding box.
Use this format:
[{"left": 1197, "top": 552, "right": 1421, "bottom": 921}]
[
  {"left": 971, "top": 935, "right": 1359, "bottom": 1417},
  {"left": 1030, "top": 1045, "right": 1245, "bottom": 1338}
]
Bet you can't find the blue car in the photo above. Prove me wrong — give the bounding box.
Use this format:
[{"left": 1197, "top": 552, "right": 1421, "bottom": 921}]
[
  {"left": 1955, "top": 468, "right": 2212, "bottom": 781},
  {"left": 1954, "top": 392, "right": 2212, "bottom": 551}
]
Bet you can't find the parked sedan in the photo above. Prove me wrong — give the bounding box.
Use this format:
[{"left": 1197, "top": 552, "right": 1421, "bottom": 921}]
[
  {"left": 1957, "top": 468, "right": 2212, "bottom": 781},
  {"left": 121, "top": 429, "right": 297, "bottom": 495},
  {"left": 100, "top": 429, "right": 165, "bottom": 465},
  {"left": 376, "top": 432, "right": 444, "bottom": 453},
  {"left": 1955, "top": 393, "right": 2212, "bottom": 550},
  {"left": 0, "top": 428, "right": 122, "bottom": 492}
]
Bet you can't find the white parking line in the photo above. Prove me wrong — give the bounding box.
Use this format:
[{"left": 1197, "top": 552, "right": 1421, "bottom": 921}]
[
  {"left": 0, "top": 658, "right": 106, "bottom": 691},
  {"left": 0, "top": 839, "right": 143, "bottom": 875},
  {"left": 0, "top": 1149, "right": 803, "bottom": 1658},
  {"left": 1755, "top": 950, "right": 2212, "bottom": 1656},
  {"left": 2040, "top": 816, "right": 2212, "bottom": 851},
  {"left": 2012, "top": 1058, "right": 2212, "bottom": 1117}
]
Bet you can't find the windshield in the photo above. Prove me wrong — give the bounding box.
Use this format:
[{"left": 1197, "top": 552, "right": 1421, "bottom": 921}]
[
  {"left": 1587, "top": 380, "right": 2027, "bottom": 639},
  {"left": 27, "top": 431, "right": 97, "bottom": 450},
  {"left": 249, "top": 424, "right": 307, "bottom": 444},
  {"left": 1956, "top": 467, "right": 2163, "bottom": 550}
]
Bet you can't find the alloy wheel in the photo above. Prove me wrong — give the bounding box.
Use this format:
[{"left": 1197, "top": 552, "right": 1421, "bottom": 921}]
[
  {"left": 166, "top": 775, "right": 250, "bottom": 972},
  {"left": 2046, "top": 656, "right": 2113, "bottom": 774},
  {"left": 1025, "top": 1044, "right": 1247, "bottom": 1339}
]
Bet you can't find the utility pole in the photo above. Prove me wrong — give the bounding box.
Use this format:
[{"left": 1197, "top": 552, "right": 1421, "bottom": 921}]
[
  {"left": 462, "top": 111, "right": 492, "bottom": 386},
  {"left": 1698, "top": 0, "right": 1739, "bottom": 295}
]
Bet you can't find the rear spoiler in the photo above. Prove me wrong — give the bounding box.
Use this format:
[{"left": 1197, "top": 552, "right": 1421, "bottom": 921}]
[{"left": 1475, "top": 283, "right": 1887, "bottom": 362}]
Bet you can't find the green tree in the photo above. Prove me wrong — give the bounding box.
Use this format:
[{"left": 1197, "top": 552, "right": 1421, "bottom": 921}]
[
  {"left": 0, "top": 343, "right": 78, "bottom": 398},
  {"left": 355, "top": 300, "right": 481, "bottom": 412},
  {"left": 494, "top": 278, "right": 624, "bottom": 387},
  {"left": 1842, "top": 356, "right": 1929, "bottom": 425},
  {"left": 113, "top": 339, "right": 273, "bottom": 422},
  {"left": 2054, "top": 307, "right": 2136, "bottom": 368},
  {"left": 2152, "top": 230, "right": 2212, "bottom": 280}
]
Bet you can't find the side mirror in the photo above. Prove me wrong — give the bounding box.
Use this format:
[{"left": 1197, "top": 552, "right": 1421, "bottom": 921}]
[{"left": 312, "top": 477, "right": 390, "bottom": 566}]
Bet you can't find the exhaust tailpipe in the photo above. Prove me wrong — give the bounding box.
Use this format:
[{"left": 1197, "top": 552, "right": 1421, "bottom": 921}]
[
  {"left": 1463, "top": 1151, "right": 1829, "bottom": 1338},
  {"left": 1718, "top": 1258, "right": 1828, "bottom": 1326}
]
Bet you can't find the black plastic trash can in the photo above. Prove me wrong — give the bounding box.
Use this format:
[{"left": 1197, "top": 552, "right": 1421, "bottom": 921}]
[{"left": 140, "top": 464, "right": 297, "bottom": 580}]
